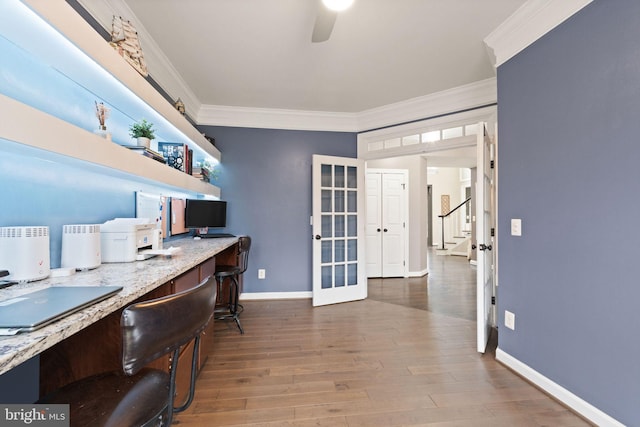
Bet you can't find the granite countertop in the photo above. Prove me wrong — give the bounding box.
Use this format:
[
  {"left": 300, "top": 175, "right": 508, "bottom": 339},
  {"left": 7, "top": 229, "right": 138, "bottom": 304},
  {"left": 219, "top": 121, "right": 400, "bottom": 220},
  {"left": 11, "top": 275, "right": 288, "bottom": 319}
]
[{"left": 0, "top": 236, "right": 237, "bottom": 375}]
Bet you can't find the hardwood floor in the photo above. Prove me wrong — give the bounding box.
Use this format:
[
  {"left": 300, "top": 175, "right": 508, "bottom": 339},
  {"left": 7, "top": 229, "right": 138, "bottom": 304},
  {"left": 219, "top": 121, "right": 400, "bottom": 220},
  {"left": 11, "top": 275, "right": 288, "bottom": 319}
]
[
  {"left": 368, "top": 249, "right": 477, "bottom": 321},
  {"left": 175, "top": 251, "right": 592, "bottom": 426}
]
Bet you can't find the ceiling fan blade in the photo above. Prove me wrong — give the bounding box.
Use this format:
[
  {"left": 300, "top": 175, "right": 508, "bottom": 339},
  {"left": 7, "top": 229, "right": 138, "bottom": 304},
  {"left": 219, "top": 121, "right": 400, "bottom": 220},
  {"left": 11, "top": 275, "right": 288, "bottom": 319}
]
[{"left": 311, "top": 7, "right": 337, "bottom": 43}]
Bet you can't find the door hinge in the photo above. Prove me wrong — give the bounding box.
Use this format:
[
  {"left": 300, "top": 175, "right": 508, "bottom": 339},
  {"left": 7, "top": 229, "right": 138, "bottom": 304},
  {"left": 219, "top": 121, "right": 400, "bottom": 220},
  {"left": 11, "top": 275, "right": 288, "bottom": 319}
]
[
  {"left": 491, "top": 296, "right": 496, "bottom": 305},
  {"left": 401, "top": 183, "right": 406, "bottom": 190},
  {"left": 491, "top": 228, "right": 495, "bottom": 237},
  {"left": 490, "top": 160, "right": 495, "bottom": 169}
]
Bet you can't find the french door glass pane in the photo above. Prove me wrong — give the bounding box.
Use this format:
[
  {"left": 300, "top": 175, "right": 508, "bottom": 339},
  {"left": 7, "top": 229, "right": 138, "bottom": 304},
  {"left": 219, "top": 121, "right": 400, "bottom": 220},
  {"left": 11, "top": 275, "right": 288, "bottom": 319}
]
[
  {"left": 347, "top": 215, "right": 357, "bottom": 237},
  {"left": 335, "top": 240, "right": 345, "bottom": 262},
  {"left": 347, "top": 190, "right": 357, "bottom": 212},
  {"left": 335, "top": 190, "right": 345, "bottom": 212},
  {"left": 335, "top": 165, "right": 345, "bottom": 188},
  {"left": 321, "top": 190, "right": 332, "bottom": 212},
  {"left": 321, "top": 266, "right": 332, "bottom": 289},
  {"left": 347, "top": 239, "right": 357, "bottom": 261},
  {"left": 335, "top": 215, "right": 345, "bottom": 237},
  {"left": 347, "top": 166, "right": 357, "bottom": 188},
  {"left": 348, "top": 264, "right": 357, "bottom": 286},
  {"left": 335, "top": 265, "right": 345, "bottom": 287},
  {"left": 321, "top": 241, "right": 332, "bottom": 263},
  {"left": 321, "top": 215, "right": 332, "bottom": 237},
  {"left": 321, "top": 164, "right": 332, "bottom": 187}
]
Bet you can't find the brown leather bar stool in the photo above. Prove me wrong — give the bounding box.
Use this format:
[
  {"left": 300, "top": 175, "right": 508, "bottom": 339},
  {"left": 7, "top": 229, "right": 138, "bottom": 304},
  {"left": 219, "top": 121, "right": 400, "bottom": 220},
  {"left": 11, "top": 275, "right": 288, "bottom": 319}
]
[
  {"left": 38, "top": 275, "right": 217, "bottom": 427},
  {"left": 214, "top": 235, "right": 251, "bottom": 334}
]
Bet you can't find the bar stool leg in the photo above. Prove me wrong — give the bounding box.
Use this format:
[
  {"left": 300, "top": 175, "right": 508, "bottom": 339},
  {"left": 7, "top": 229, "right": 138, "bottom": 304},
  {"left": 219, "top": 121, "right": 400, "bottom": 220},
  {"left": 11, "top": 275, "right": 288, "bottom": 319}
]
[
  {"left": 230, "top": 275, "right": 244, "bottom": 334},
  {"left": 215, "top": 274, "right": 244, "bottom": 334}
]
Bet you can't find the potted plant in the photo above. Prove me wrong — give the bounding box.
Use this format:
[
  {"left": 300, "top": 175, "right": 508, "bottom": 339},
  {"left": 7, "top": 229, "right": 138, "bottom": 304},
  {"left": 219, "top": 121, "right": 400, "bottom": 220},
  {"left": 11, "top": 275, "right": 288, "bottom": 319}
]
[{"left": 129, "top": 119, "right": 155, "bottom": 148}]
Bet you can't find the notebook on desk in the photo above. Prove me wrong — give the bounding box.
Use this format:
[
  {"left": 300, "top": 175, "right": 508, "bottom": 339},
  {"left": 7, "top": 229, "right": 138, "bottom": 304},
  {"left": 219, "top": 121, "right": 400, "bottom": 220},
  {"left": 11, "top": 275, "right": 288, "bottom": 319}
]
[{"left": 0, "top": 286, "right": 123, "bottom": 334}]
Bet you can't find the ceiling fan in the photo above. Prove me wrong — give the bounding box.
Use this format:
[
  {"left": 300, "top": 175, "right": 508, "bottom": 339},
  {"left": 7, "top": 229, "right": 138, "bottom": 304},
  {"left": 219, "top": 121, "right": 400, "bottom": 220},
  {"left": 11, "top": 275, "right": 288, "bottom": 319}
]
[{"left": 311, "top": 0, "right": 354, "bottom": 43}]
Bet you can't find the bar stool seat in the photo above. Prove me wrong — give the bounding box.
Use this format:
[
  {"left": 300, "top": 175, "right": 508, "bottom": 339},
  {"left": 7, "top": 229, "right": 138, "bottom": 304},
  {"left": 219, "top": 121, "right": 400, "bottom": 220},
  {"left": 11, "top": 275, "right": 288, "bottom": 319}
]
[
  {"left": 215, "top": 235, "right": 251, "bottom": 334},
  {"left": 38, "top": 276, "right": 217, "bottom": 427}
]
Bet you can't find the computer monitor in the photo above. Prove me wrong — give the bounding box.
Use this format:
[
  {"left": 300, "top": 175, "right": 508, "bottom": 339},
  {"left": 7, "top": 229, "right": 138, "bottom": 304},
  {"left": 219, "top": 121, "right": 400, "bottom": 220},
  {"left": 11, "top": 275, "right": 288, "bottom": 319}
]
[{"left": 184, "top": 199, "right": 227, "bottom": 229}]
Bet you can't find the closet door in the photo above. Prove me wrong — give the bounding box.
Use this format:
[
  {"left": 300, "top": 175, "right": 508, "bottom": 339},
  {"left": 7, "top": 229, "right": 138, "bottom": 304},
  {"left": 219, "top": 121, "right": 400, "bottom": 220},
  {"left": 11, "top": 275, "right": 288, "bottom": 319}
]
[
  {"left": 381, "top": 172, "right": 406, "bottom": 277},
  {"left": 366, "top": 169, "right": 407, "bottom": 278}
]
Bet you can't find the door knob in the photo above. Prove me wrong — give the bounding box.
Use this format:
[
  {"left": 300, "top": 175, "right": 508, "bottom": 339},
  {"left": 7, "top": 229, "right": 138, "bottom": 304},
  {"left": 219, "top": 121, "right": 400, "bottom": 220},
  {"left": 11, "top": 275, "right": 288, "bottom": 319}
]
[
  {"left": 377, "top": 228, "right": 381, "bottom": 232},
  {"left": 314, "top": 234, "right": 321, "bottom": 240},
  {"left": 479, "top": 244, "right": 492, "bottom": 251},
  {"left": 471, "top": 244, "right": 477, "bottom": 250},
  {"left": 383, "top": 228, "right": 388, "bottom": 232}
]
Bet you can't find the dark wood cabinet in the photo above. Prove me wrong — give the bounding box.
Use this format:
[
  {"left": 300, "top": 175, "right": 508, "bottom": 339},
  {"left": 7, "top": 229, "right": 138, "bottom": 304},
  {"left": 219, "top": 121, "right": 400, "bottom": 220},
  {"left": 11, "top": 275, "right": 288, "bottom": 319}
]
[
  {"left": 38, "top": 242, "right": 238, "bottom": 399},
  {"left": 39, "top": 283, "right": 171, "bottom": 396},
  {"left": 199, "top": 257, "right": 216, "bottom": 368}
]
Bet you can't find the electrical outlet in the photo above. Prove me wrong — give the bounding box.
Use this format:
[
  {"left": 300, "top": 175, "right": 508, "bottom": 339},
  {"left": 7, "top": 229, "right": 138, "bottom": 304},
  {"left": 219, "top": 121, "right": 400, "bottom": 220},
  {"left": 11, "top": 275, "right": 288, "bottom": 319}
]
[
  {"left": 258, "top": 269, "right": 266, "bottom": 279},
  {"left": 505, "top": 310, "right": 515, "bottom": 330}
]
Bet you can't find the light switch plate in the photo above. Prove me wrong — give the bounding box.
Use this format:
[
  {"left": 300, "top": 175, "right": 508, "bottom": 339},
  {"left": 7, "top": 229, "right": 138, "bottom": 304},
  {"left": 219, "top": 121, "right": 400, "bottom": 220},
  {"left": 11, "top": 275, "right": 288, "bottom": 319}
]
[
  {"left": 505, "top": 310, "right": 515, "bottom": 330},
  {"left": 511, "top": 219, "right": 522, "bottom": 236}
]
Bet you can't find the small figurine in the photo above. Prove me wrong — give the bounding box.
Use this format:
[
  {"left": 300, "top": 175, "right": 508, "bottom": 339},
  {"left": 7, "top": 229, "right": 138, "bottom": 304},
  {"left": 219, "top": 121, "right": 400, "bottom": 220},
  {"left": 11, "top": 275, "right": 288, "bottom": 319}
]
[
  {"left": 95, "top": 101, "right": 110, "bottom": 131},
  {"left": 174, "top": 98, "right": 185, "bottom": 115}
]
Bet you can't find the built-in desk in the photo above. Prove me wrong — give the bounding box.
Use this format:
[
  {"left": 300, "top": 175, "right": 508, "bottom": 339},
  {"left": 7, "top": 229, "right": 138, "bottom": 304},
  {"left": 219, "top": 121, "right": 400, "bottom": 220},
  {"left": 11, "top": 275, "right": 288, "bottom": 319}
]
[{"left": 0, "top": 236, "right": 238, "bottom": 400}]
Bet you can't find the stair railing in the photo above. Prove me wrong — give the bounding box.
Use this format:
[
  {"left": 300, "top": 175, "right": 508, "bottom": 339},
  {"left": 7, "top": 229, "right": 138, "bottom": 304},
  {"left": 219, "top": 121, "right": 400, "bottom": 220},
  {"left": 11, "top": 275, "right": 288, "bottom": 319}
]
[{"left": 437, "top": 197, "right": 471, "bottom": 250}]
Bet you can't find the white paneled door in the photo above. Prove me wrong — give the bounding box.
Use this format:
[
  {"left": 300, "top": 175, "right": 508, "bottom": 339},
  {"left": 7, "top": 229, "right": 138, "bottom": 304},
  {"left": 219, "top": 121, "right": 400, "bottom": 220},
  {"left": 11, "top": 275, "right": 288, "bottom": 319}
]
[
  {"left": 476, "top": 124, "right": 495, "bottom": 353},
  {"left": 365, "top": 169, "right": 407, "bottom": 278},
  {"left": 312, "top": 155, "right": 367, "bottom": 307}
]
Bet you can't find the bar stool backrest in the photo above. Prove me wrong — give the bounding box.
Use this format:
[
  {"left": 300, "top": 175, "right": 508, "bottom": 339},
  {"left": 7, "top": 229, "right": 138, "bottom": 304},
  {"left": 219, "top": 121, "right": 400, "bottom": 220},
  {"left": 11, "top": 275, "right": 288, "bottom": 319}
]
[
  {"left": 121, "top": 275, "right": 217, "bottom": 375},
  {"left": 236, "top": 236, "right": 251, "bottom": 275}
]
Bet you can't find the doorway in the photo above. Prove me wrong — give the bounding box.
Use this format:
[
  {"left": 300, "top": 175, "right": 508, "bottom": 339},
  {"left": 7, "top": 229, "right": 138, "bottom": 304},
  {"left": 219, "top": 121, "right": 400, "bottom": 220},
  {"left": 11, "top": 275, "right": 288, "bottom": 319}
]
[{"left": 357, "top": 111, "right": 498, "bottom": 353}]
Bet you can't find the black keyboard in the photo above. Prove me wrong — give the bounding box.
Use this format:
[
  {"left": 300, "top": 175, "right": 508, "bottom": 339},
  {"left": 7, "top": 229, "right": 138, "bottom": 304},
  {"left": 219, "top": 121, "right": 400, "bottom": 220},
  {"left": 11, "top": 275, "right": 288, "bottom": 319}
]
[{"left": 200, "top": 233, "right": 235, "bottom": 238}]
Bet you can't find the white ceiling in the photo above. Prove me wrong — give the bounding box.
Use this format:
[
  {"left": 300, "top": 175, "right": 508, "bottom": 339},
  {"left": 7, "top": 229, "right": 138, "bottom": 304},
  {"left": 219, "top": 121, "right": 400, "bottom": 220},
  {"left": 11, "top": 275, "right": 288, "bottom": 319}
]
[{"left": 120, "top": 0, "right": 525, "bottom": 114}]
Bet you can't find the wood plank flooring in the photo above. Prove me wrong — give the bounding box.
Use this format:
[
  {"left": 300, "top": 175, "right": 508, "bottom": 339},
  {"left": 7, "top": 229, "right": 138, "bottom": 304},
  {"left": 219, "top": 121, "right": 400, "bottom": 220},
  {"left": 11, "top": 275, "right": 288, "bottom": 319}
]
[{"left": 175, "top": 252, "right": 592, "bottom": 426}]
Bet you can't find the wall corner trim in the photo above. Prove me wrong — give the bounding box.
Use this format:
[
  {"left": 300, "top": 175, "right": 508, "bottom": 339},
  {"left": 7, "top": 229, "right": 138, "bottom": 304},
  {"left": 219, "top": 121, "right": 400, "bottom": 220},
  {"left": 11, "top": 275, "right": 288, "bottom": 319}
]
[
  {"left": 484, "top": 0, "right": 593, "bottom": 68},
  {"left": 495, "top": 348, "right": 624, "bottom": 427}
]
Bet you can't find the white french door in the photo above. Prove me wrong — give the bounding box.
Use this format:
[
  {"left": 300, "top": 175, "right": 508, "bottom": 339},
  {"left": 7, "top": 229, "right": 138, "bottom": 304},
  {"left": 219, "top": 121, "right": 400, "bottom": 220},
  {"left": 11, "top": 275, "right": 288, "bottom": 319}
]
[
  {"left": 312, "top": 155, "right": 367, "bottom": 307},
  {"left": 476, "top": 124, "right": 495, "bottom": 353}
]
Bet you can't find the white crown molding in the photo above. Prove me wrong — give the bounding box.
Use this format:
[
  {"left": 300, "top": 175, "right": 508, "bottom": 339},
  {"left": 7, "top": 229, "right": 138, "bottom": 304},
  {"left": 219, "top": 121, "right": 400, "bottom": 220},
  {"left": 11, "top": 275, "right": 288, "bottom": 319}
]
[
  {"left": 356, "top": 78, "right": 496, "bottom": 132},
  {"left": 77, "top": 0, "right": 202, "bottom": 118},
  {"left": 197, "top": 105, "right": 360, "bottom": 133},
  {"left": 484, "top": 0, "right": 593, "bottom": 68},
  {"left": 198, "top": 78, "right": 496, "bottom": 133},
  {"left": 496, "top": 349, "right": 625, "bottom": 427},
  {"left": 76, "top": 1, "right": 493, "bottom": 133}
]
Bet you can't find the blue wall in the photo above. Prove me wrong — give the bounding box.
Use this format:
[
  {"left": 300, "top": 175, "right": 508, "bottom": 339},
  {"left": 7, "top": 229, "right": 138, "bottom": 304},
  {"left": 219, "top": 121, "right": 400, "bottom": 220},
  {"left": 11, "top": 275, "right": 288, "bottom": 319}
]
[
  {"left": 497, "top": 1, "right": 640, "bottom": 424},
  {"left": 198, "top": 126, "right": 356, "bottom": 294},
  {"left": 0, "top": 140, "right": 201, "bottom": 269}
]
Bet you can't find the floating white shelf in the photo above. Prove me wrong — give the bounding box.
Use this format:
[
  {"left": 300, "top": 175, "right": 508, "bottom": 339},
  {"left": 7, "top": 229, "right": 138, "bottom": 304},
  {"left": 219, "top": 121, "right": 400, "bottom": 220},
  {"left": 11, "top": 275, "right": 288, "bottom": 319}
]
[
  {"left": 1, "top": 93, "right": 220, "bottom": 197},
  {"left": 5, "top": 0, "right": 220, "bottom": 197}
]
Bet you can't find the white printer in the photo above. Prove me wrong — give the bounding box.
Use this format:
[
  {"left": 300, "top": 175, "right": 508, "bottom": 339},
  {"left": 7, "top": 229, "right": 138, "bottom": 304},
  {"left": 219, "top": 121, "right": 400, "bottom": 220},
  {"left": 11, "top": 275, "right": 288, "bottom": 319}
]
[{"left": 100, "top": 218, "right": 157, "bottom": 263}]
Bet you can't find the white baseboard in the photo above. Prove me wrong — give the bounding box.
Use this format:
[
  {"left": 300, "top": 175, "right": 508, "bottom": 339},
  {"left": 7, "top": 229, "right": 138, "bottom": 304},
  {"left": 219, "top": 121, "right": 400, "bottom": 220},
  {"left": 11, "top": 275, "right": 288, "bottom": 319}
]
[
  {"left": 496, "top": 348, "right": 624, "bottom": 427},
  {"left": 408, "top": 268, "right": 428, "bottom": 278},
  {"left": 240, "top": 291, "right": 312, "bottom": 301}
]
